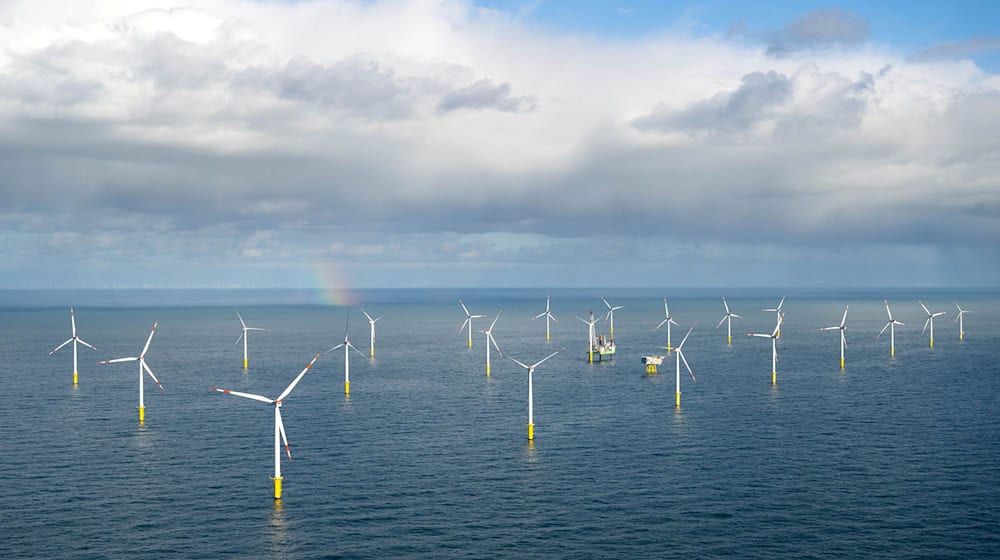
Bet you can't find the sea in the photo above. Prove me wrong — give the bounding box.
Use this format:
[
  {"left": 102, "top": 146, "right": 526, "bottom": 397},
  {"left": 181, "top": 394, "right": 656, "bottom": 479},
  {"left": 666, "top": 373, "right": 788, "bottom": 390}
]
[{"left": 2, "top": 288, "right": 998, "bottom": 559}]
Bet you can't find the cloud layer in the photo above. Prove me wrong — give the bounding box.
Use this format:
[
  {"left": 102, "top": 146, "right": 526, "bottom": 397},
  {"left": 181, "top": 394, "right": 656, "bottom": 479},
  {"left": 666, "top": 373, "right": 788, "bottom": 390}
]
[{"left": 0, "top": 1, "right": 997, "bottom": 287}]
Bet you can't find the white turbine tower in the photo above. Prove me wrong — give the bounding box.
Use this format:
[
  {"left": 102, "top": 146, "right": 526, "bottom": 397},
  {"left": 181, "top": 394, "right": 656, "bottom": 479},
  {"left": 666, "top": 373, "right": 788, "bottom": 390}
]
[
  {"left": 50, "top": 307, "right": 98, "bottom": 386},
  {"left": 762, "top": 296, "right": 785, "bottom": 338},
  {"left": 575, "top": 311, "right": 601, "bottom": 363},
  {"left": 235, "top": 310, "right": 268, "bottom": 370},
  {"left": 361, "top": 308, "right": 382, "bottom": 358},
  {"left": 601, "top": 297, "right": 623, "bottom": 340},
  {"left": 326, "top": 314, "right": 366, "bottom": 395},
  {"left": 532, "top": 294, "right": 558, "bottom": 341},
  {"left": 918, "top": 301, "right": 946, "bottom": 348},
  {"left": 459, "top": 300, "right": 485, "bottom": 349},
  {"left": 819, "top": 305, "right": 849, "bottom": 369},
  {"left": 653, "top": 298, "right": 679, "bottom": 352},
  {"left": 509, "top": 348, "right": 562, "bottom": 441},
  {"left": 98, "top": 320, "right": 164, "bottom": 423},
  {"left": 748, "top": 313, "right": 784, "bottom": 385},
  {"left": 665, "top": 325, "right": 696, "bottom": 408},
  {"left": 480, "top": 311, "right": 503, "bottom": 377},
  {"left": 211, "top": 353, "right": 319, "bottom": 500},
  {"left": 877, "top": 299, "right": 904, "bottom": 358},
  {"left": 954, "top": 303, "right": 971, "bottom": 340},
  {"left": 716, "top": 297, "right": 742, "bottom": 345}
]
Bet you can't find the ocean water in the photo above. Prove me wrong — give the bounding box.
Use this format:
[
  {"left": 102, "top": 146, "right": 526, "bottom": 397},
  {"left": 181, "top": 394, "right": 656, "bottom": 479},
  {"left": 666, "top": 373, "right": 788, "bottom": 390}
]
[{"left": 2, "top": 289, "right": 999, "bottom": 559}]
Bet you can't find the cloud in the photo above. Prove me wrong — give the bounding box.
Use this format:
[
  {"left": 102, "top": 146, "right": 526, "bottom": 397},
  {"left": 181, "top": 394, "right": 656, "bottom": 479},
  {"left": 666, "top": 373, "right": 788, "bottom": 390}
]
[
  {"left": 766, "top": 9, "right": 869, "bottom": 57},
  {"left": 437, "top": 79, "right": 535, "bottom": 113},
  {"left": 909, "top": 36, "right": 1000, "bottom": 62},
  {"left": 0, "top": 1, "right": 996, "bottom": 287}
]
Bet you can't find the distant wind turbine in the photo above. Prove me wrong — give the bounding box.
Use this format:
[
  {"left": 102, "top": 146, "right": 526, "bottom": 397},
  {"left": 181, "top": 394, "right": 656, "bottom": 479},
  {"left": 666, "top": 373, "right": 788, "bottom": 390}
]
[
  {"left": 234, "top": 310, "right": 268, "bottom": 370},
  {"left": 601, "top": 297, "right": 623, "bottom": 340},
  {"left": 762, "top": 296, "right": 785, "bottom": 338},
  {"left": 326, "top": 314, "right": 366, "bottom": 395},
  {"left": 665, "top": 325, "right": 696, "bottom": 408},
  {"left": 716, "top": 297, "right": 741, "bottom": 345},
  {"left": 877, "top": 299, "right": 904, "bottom": 358},
  {"left": 459, "top": 300, "right": 485, "bottom": 349},
  {"left": 509, "top": 348, "right": 562, "bottom": 441},
  {"left": 361, "top": 308, "right": 381, "bottom": 358},
  {"left": 819, "top": 305, "right": 849, "bottom": 369},
  {"left": 532, "top": 294, "right": 557, "bottom": 341},
  {"left": 98, "top": 320, "right": 164, "bottom": 423},
  {"left": 575, "top": 311, "right": 601, "bottom": 363},
  {"left": 653, "top": 298, "right": 679, "bottom": 352},
  {"left": 918, "top": 301, "right": 946, "bottom": 348},
  {"left": 748, "top": 313, "right": 784, "bottom": 385},
  {"left": 954, "top": 303, "right": 971, "bottom": 340},
  {"left": 50, "top": 307, "right": 98, "bottom": 386},
  {"left": 480, "top": 311, "right": 503, "bottom": 377}
]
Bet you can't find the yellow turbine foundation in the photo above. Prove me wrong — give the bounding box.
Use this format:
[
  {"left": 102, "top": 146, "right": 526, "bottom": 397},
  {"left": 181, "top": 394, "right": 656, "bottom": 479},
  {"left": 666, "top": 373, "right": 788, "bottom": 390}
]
[
  {"left": 370, "top": 349, "right": 374, "bottom": 358},
  {"left": 527, "top": 423, "right": 534, "bottom": 441},
  {"left": 344, "top": 381, "right": 350, "bottom": 395},
  {"left": 891, "top": 346, "right": 895, "bottom": 358},
  {"left": 840, "top": 357, "right": 845, "bottom": 369},
  {"left": 468, "top": 340, "right": 472, "bottom": 349},
  {"left": 960, "top": 332, "right": 964, "bottom": 341},
  {"left": 546, "top": 333, "right": 550, "bottom": 341},
  {"left": 486, "top": 364, "right": 491, "bottom": 377},
  {"left": 243, "top": 358, "right": 248, "bottom": 370},
  {"left": 73, "top": 372, "right": 78, "bottom": 386},
  {"left": 727, "top": 335, "right": 732, "bottom": 345},
  {"left": 273, "top": 476, "right": 283, "bottom": 500},
  {"left": 930, "top": 339, "right": 934, "bottom": 348},
  {"left": 771, "top": 372, "right": 776, "bottom": 385},
  {"left": 138, "top": 406, "right": 145, "bottom": 424},
  {"left": 588, "top": 352, "right": 593, "bottom": 364},
  {"left": 675, "top": 392, "right": 681, "bottom": 408}
]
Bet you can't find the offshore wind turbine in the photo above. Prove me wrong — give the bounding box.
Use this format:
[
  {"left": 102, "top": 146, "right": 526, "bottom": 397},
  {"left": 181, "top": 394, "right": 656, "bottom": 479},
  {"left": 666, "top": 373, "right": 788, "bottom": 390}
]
[
  {"left": 601, "top": 297, "right": 623, "bottom": 340},
  {"left": 575, "top": 311, "right": 600, "bottom": 363},
  {"left": 665, "top": 325, "right": 696, "bottom": 408},
  {"left": 211, "top": 353, "right": 319, "bottom": 500},
  {"left": 480, "top": 311, "right": 503, "bottom": 377},
  {"left": 748, "top": 313, "right": 784, "bottom": 385},
  {"left": 509, "top": 348, "right": 562, "bottom": 441},
  {"left": 98, "top": 320, "right": 164, "bottom": 423},
  {"left": 361, "top": 308, "right": 382, "bottom": 358},
  {"left": 877, "top": 299, "right": 904, "bottom": 358},
  {"left": 954, "top": 303, "right": 971, "bottom": 340},
  {"left": 918, "top": 301, "right": 946, "bottom": 348},
  {"left": 819, "top": 305, "right": 849, "bottom": 369},
  {"left": 653, "top": 298, "right": 679, "bottom": 352},
  {"left": 459, "top": 300, "right": 485, "bottom": 349},
  {"left": 762, "top": 296, "right": 785, "bottom": 338},
  {"left": 326, "top": 315, "right": 366, "bottom": 395},
  {"left": 234, "top": 310, "right": 268, "bottom": 370},
  {"left": 716, "top": 297, "right": 741, "bottom": 345},
  {"left": 532, "top": 294, "right": 558, "bottom": 341},
  {"left": 50, "top": 307, "right": 98, "bottom": 386}
]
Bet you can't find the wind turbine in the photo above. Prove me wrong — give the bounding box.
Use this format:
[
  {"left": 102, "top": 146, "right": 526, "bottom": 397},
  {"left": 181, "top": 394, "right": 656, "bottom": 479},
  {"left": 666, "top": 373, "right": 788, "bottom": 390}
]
[
  {"left": 575, "top": 311, "right": 601, "bottom": 363},
  {"left": 361, "top": 308, "right": 382, "bottom": 358},
  {"left": 918, "top": 301, "right": 946, "bottom": 348},
  {"left": 877, "top": 299, "right": 904, "bottom": 358},
  {"left": 98, "top": 320, "right": 164, "bottom": 423},
  {"left": 532, "top": 294, "right": 558, "bottom": 341},
  {"left": 480, "top": 311, "right": 503, "bottom": 377},
  {"left": 762, "top": 296, "right": 785, "bottom": 338},
  {"left": 234, "top": 310, "right": 268, "bottom": 370},
  {"left": 819, "top": 305, "right": 849, "bottom": 369},
  {"left": 954, "top": 303, "right": 971, "bottom": 340},
  {"left": 665, "top": 325, "right": 696, "bottom": 408},
  {"left": 210, "top": 353, "right": 319, "bottom": 500},
  {"left": 326, "top": 314, "right": 366, "bottom": 395},
  {"left": 601, "top": 297, "right": 623, "bottom": 340},
  {"left": 459, "top": 300, "right": 485, "bottom": 349},
  {"left": 716, "top": 297, "right": 741, "bottom": 345},
  {"left": 653, "top": 298, "right": 679, "bottom": 352},
  {"left": 509, "top": 348, "right": 562, "bottom": 441},
  {"left": 748, "top": 313, "right": 784, "bottom": 385},
  {"left": 50, "top": 307, "right": 98, "bottom": 386}
]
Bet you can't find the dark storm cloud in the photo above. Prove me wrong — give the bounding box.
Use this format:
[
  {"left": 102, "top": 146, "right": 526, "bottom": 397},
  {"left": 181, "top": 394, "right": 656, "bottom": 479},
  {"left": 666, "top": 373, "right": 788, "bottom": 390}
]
[
  {"left": 436, "top": 79, "right": 536, "bottom": 113},
  {"left": 766, "top": 9, "right": 869, "bottom": 57}
]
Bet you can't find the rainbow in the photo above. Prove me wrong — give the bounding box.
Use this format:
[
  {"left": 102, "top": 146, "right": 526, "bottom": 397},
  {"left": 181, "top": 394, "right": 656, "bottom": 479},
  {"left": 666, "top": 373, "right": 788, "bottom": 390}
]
[{"left": 313, "top": 262, "right": 358, "bottom": 306}]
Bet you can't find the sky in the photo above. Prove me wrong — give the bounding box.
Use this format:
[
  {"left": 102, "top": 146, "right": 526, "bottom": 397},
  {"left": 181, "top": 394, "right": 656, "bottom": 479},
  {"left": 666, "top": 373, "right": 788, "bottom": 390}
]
[{"left": 1, "top": 0, "right": 998, "bottom": 289}]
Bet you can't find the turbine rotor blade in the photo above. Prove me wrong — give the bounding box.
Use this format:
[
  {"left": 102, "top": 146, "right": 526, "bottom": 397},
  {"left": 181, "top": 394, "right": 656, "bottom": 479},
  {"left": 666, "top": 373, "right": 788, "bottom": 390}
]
[
  {"left": 70, "top": 308, "right": 77, "bottom": 337},
  {"left": 210, "top": 387, "right": 273, "bottom": 403},
  {"left": 236, "top": 311, "right": 247, "bottom": 329},
  {"left": 142, "top": 360, "right": 165, "bottom": 391},
  {"left": 276, "top": 407, "right": 292, "bottom": 462},
  {"left": 141, "top": 321, "right": 158, "bottom": 357},
  {"left": 489, "top": 311, "right": 502, "bottom": 331},
  {"left": 531, "top": 348, "right": 563, "bottom": 369},
  {"left": 77, "top": 338, "right": 97, "bottom": 350},
  {"left": 919, "top": 301, "right": 931, "bottom": 316},
  {"left": 679, "top": 350, "right": 695, "bottom": 382},
  {"left": 99, "top": 357, "right": 139, "bottom": 364},
  {"left": 840, "top": 305, "right": 849, "bottom": 328},
  {"left": 324, "top": 343, "right": 345, "bottom": 354},
  {"left": 50, "top": 338, "right": 73, "bottom": 355},
  {"left": 276, "top": 353, "right": 320, "bottom": 402},
  {"left": 509, "top": 356, "right": 531, "bottom": 369},
  {"left": 677, "top": 325, "right": 695, "bottom": 350},
  {"left": 922, "top": 318, "right": 930, "bottom": 334},
  {"left": 877, "top": 321, "right": 891, "bottom": 338}
]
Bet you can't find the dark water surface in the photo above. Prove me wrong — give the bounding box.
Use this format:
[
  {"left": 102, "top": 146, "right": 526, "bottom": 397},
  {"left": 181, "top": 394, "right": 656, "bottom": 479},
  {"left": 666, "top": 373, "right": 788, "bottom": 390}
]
[{"left": 2, "top": 289, "right": 999, "bottom": 558}]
